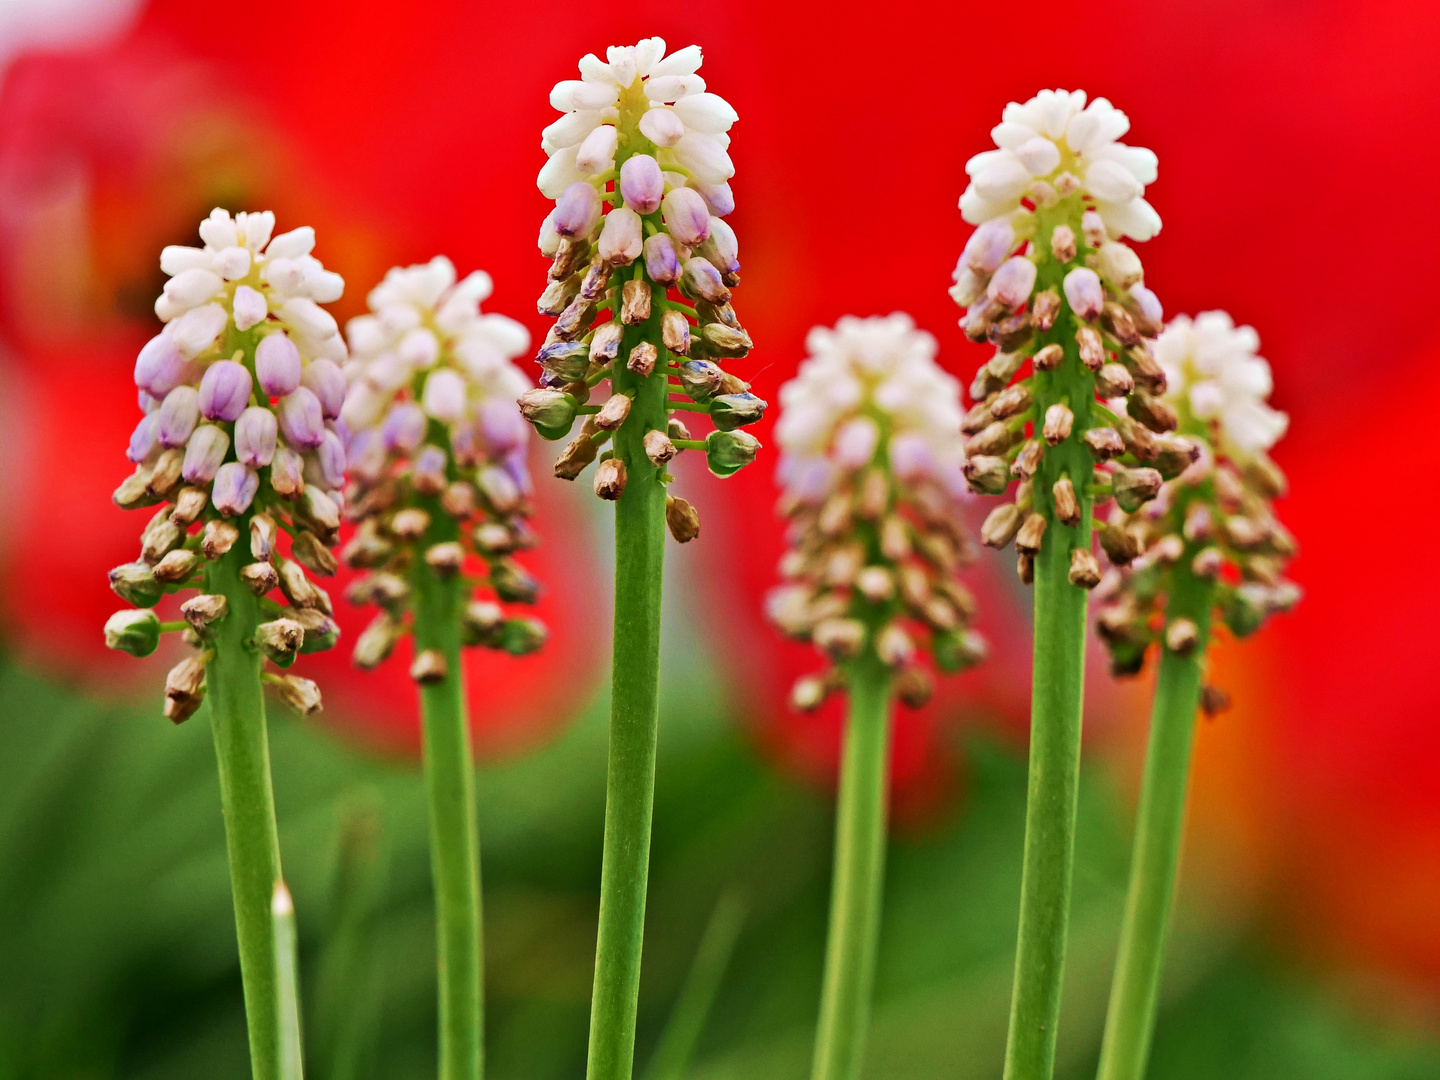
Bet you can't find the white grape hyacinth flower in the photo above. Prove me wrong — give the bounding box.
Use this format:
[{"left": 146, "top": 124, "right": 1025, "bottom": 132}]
[
  {"left": 960, "top": 89, "right": 1161, "bottom": 242},
  {"left": 775, "top": 314, "right": 966, "bottom": 502},
  {"left": 342, "top": 256, "right": 533, "bottom": 483},
  {"left": 1153, "top": 311, "right": 1289, "bottom": 459},
  {"left": 538, "top": 36, "right": 738, "bottom": 208}
]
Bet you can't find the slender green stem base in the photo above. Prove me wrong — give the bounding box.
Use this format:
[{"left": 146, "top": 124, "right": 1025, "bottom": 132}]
[
  {"left": 1095, "top": 575, "right": 1214, "bottom": 1080},
  {"left": 811, "top": 653, "right": 894, "bottom": 1080},
  {"left": 586, "top": 303, "right": 669, "bottom": 1080},
  {"left": 414, "top": 550, "right": 483, "bottom": 1080},
  {"left": 206, "top": 542, "right": 285, "bottom": 1080}
]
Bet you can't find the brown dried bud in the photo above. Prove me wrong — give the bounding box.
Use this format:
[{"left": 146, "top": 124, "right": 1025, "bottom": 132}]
[
  {"left": 152, "top": 548, "right": 200, "bottom": 585},
  {"left": 180, "top": 593, "right": 228, "bottom": 632},
  {"left": 875, "top": 624, "right": 915, "bottom": 668},
  {"left": 580, "top": 256, "right": 611, "bottom": 301},
  {"left": 1052, "top": 478, "right": 1080, "bottom": 526},
  {"left": 661, "top": 309, "right": 691, "bottom": 355},
  {"left": 1224, "top": 515, "right": 1266, "bottom": 550},
  {"left": 627, "top": 341, "right": 657, "bottom": 377},
  {"left": 1127, "top": 392, "right": 1178, "bottom": 433},
  {"left": 1245, "top": 453, "right": 1288, "bottom": 499},
  {"left": 1083, "top": 428, "right": 1125, "bottom": 461},
  {"left": 1094, "top": 363, "right": 1134, "bottom": 399},
  {"left": 1050, "top": 225, "right": 1077, "bottom": 264},
  {"left": 818, "top": 492, "right": 851, "bottom": 536},
  {"left": 1121, "top": 344, "right": 1167, "bottom": 394},
  {"left": 354, "top": 613, "right": 403, "bottom": 669},
  {"left": 967, "top": 420, "right": 1021, "bottom": 458},
  {"left": 241, "top": 561, "right": 280, "bottom": 596},
  {"left": 1011, "top": 439, "right": 1044, "bottom": 481},
  {"left": 172, "top": 486, "right": 209, "bottom": 526},
  {"left": 1099, "top": 522, "right": 1144, "bottom": 565},
  {"left": 989, "top": 383, "right": 1032, "bottom": 420},
  {"left": 434, "top": 482, "right": 475, "bottom": 519},
  {"left": 273, "top": 675, "right": 323, "bottom": 716},
  {"left": 1116, "top": 416, "right": 1157, "bottom": 461},
  {"left": 824, "top": 543, "right": 865, "bottom": 588},
  {"left": 989, "top": 311, "right": 1034, "bottom": 351},
  {"left": 1149, "top": 534, "right": 1185, "bottom": 565},
  {"left": 1015, "top": 513, "right": 1048, "bottom": 555},
  {"left": 549, "top": 237, "right": 589, "bottom": 280},
  {"left": 277, "top": 560, "right": 319, "bottom": 608},
  {"left": 1112, "top": 467, "right": 1163, "bottom": 512},
  {"left": 1191, "top": 546, "right": 1224, "bottom": 579},
  {"left": 410, "top": 649, "right": 449, "bottom": 685},
  {"left": 554, "top": 297, "right": 597, "bottom": 340},
  {"left": 1164, "top": 618, "right": 1200, "bottom": 657},
  {"left": 590, "top": 321, "right": 623, "bottom": 362},
  {"left": 644, "top": 429, "right": 677, "bottom": 466},
  {"left": 113, "top": 466, "right": 155, "bottom": 509},
  {"left": 1076, "top": 327, "right": 1106, "bottom": 371},
  {"left": 369, "top": 572, "right": 411, "bottom": 609},
  {"left": 665, "top": 495, "right": 700, "bottom": 543},
  {"left": 879, "top": 515, "right": 911, "bottom": 561},
  {"left": 895, "top": 667, "right": 935, "bottom": 709},
  {"left": 200, "top": 519, "right": 240, "bottom": 560},
  {"left": 1032, "top": 343, "right": 1064, "bottom": 371},
  {"left": 1101, "top": 302, "right": 1140, "bottom": 346},
  {"left": 390, "top": 508, "right": 431, "bottom": 541},
  {"left": 1154, "top": 434, "right": 1201, "bottom": 479},
  {"left": 595, "top": 393, "right": 633, "bottom": 431},
  {"left": 594, "top": 457, "right": 627, "bottom": 500},
  {"left": 855, "top": 566, "right": 894, "bottom": 602},
  {"left": 1043, "top": 403, "right": 1074, "bottom": 445},
  {"left": 1200, "top": 685, "right": 1231, "bottom": 716},
  {"left": 1062, "top": 546, "right": 1099, "bottom": 589},
  {"left": 1031, "top": 290, "right": 1061, "bottom": 332},
  {"left": 137, "top": 512, "right": 182, "bottom": 565},
  {"left": 979, "top": 503, "right": 1021, "bottom": 549},
  {"left": 554, "top": 427, "right": 600, "bottom": 481},
  {"left": 962, "top": 400, "right": 994, "bottom": 435},
  {"left": 790, "top": 673, "right": 831, "bottom": 712},
  {"left": 621, "top": 279, "right": 652, "bottom": 325},
  {"left": 814, "top": 617, "right": 866, "bottom": 660},
  {"left": 963, "top": 455, "right": 1011, "bottom": 495},
  {"left": 424, "top": 542, "right": 465, "bottom": 578},
  {"left": 146, "top": 449, "right": 184, "bottom": 498},
  {"left": 1017, "top": 552, "right": 1035, "bottom": 585},
  {"left": 255, "top": 618, "right": 305, "bottom": 664},
  {"left": 165, "top": 656, "right": 207, "bottom": 724},
  {"left": 292, "top": 530, "right": 339, "bottom": 577}
]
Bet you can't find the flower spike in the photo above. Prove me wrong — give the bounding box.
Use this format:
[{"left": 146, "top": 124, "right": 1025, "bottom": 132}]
[{"left": 341, "top": 256, "right": 548, "bottom": 665}]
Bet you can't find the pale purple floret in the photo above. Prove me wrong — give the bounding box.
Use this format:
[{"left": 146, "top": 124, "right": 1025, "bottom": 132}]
[
  {"left": 211, "top": 462, "right": 259, "bottom": 516},
  {"left": 157, "top": 385, "right": 201, "bottom": 447},
  {"left": 255, "top": 331, "right": 303, "bottom": 397},
  {"left": 198, "top": 360, "right": 254, "bottom": 422},
  {"left": 234, "top": 406, "right": 278, "bottom": 467},
  {"left": 382, "top": 402, "right": 427, "bottom": 453},
  {"left": 1063, "top": 267, "right": 1104, "bottom": 320},
  {"left": 690, "top": 180, "right": 734, "bottom": 218},
  {"left": 661, "top": 187, "right": 710, "bottom": 246},
  {"left": 128, "top": 414, "right": 159, "bottom": 463},
  {"left": 302, "top": 358, "right": 347, "bottom": 419},
  {"left": 553, "top": 181, "right": 603, "bottom": 237},
  {"left": 680, "top": 257, "right": 728, "bottom": 303},
  {"left": 698, "top": 217, "right": 739, "bottom": 274},
  {"left": 987, "top": 256, "right": 1037, "bottom": 310},
  {"left": 134, "top": 333, "right": 188, "bottom": 397},
  {"left": 182, "top": 424, "right": 231, "bottom": 483},
  {"left": 619, "top": 154, "right": 664, "bottom": 214},
  {"left": 478, "top": 398, "right": 527, "bottom": 454},
  {"left": 413, "top": 445, "right": 447, "bottom": 490},
  {"left": 643, "top": 233, "right": 681, "bottom": 285},
  {"left": 962, "top": 219, "right": 1015, "bottom": 275},
  {"left": 316, "top": 428, "right": 347, "bottom": 488},
  {"left": 276, "top": 387, "right": 326, "bottom": 449}
]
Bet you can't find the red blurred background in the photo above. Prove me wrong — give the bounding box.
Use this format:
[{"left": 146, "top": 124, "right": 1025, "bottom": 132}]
[{"left": 1, "top": 0, "right": 1437, "bottom": 1013}]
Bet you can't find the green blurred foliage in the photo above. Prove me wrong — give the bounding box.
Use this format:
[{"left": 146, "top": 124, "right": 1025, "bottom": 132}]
[{"left": 1, "top": 657, "right": 1436, "bottom": 1079}]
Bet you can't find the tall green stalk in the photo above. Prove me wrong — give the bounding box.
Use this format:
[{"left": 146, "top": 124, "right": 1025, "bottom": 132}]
[
  {"left": 205, "top": 539, "right": 285, "bottom": 1080},
  {"left": 585, "top": 299, "right": 669, "bottom": 1080},
  {"left": 413, "top": 534, "right": 484, "bottom": 1080},
  {"left": 811, "top": 650, "right": 894, "bottom": 1080},
  {"left": 1003, "top": 221, "right": 1096, "bottom": 1080},
  {"left": 1095, "top": 569, "right": 1213, "bottom": 1080}
]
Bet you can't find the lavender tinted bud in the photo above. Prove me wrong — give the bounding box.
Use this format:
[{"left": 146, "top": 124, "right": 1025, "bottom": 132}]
[
  {"left": 598, "top": 208, "right": 644, "bottom": 266},
  {"left": 643, "top": 233, "right": 681, "bottom": 286},
  {"left": 661, "top": 187, "right": 711, "bottom": 246},
  {"left": 158, "top": 386, "right": 201, "bottom": 448},
  {"left": 621, "top": 279, "right": 652, "bottom": 325},
  {"left": 198, "top": 361, "right": 253, "bottom": 422},
  {"left": 241, "top": 561, "right": 280, "bottom": 595},
  {"left": 211, "top": 462, "right": 260, "bottom": 517},
  {"left": 110, "top": 561, "right": 162, "bottom": 607},
  {"left": 1050, "top": 225, "right": 1077, "bottom": 263},
  {"left": 697, "top": 217, "right": 739, "bottom": 275},
  {"left": 619, "top": 154, "right": 665, "bottom": 214},
  {"left": 1128, "top": 284, "right": 1164, "bottom": 336},
  {"left": 128, "top": 414, "right": 160, "bottom": 463},
  {"left": 381, "top": 401, "right": 427, "bottom": 453},
  {"left": 256, "top": 332, "right": 303, "bottom": 397},
  {"left": 963, "top": 455, "right": 1010, "bottom": 495},
  {"left": 1082, "top": 210, "right": 1107, "bottom": 248},
  {"left": 302, "top": 359, "right": 346, "bottom": 420},
  {"left": 987, "top": 256, "right": 1037, "bottom": 310},
  {"left": 963, "top": 219, "right": 1015, "bottom": 275},
  {"left": 594, "top": 457, "right": 626, "bottom": 500},
  {"left": 1191, "top": 546, "right": 1224, "bottom": 579},
  {"left": 1112, "top": 467, "right": 1163, "bottom": 512},
  {"left": 1063, "top": 267, "right": 1104, "bottom": 320},
  {"left": 664, "top": 494, "right": 700, "bottom": 543},
  {"left": 255, "top": 618, "right": 304, "bottom": 665},
  {"left": 644, "top": 429, "right": 677, "bottom": 466},
  {"left": 312, "top": 429, "right": 345, "bottom": 490},
  {"left": 1015, "top": 512, "right": 1047, "bottom": 556},
  {"left": 709, "top": 392, "right": 766, "bottom": 432},
  {"left": 104, "top": 608, "right": 163, "bottom": 657},
  {"left": 181, "top": 592, "right": 228, "bottom": 633},
  {"left": 231, "top": 406, "right": 277, "bottom": 468},
  {"left": 182, "top": 425, "right": 230, "bottom": 484},
  {"left": 476, "top": 466, "right": 521, "bottom": 515},
  {"left": 409, "top": 444, "right": 447, "bottom": 495},
  {"left": 135, "top": 333, "right": 189, "bottom": 396},
  {"left": 554, "top": 181, "right": 603, "bottom": 238},
  {"left": 152, "top": 548, "right": 200, "bottom": 585},
  {"left": 277, "top": 388, "right": 326, "bottom": 449}
]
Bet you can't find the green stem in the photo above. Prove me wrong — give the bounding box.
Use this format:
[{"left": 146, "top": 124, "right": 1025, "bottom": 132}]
[
  {"left": 811, "top": 651, "right": 894, "bottom": 1080},
  {"left": 413, "top": 543, "right": 484, "bottom": 1080},
  {"left": 273, "top": 883, "right": 305, "bottom": 1080},
  {"left": 586, "top": 281, "right": 669, "bottom": 1080},
  {"left": 1003, "top": 211, "right": 1096, "bottom": 1080},
  {"left": 1095, "top": 571, "right": 1214, "bottom": 1080},
  {"left": 205, "top": 540, "right": 285, "bottom": 1080}
]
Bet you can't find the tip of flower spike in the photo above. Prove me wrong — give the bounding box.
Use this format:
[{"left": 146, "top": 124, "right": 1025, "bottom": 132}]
[{"left": 272, "top": 881, "right": 294, "bottom": 917}]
